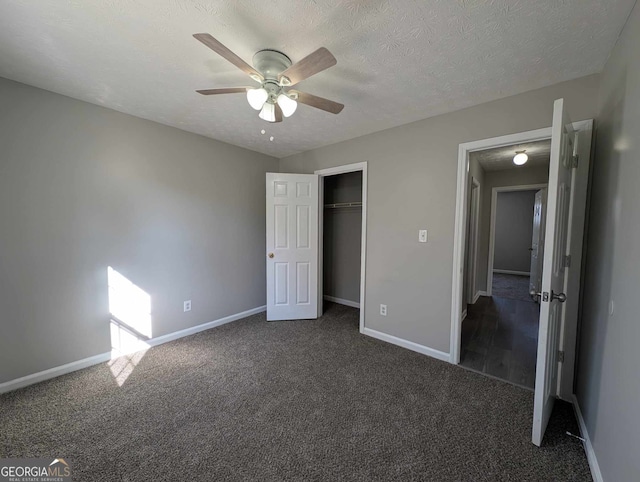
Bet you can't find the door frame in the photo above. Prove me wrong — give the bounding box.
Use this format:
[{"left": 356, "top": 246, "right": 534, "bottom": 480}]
[
  {"left": 314, "top": 162, "right": 367, "bottom": 333},
  {"left": 466, "top": 178, "right": 481, "bottom": 304},
  {"left": 451, "top": 126, "right": 551, "bottom": 364},
  {"left": 486, "top": 183, "right": 548, "bottom": 296},
  {"left": 558, "top": 119, "right": 593, "bottom": 401},
  {"left": 450, "top": 120, "right": 593, "bottom": 399}
]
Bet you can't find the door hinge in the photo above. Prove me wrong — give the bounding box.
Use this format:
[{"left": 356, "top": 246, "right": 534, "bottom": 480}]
[
  {"left": 563, "top": 255, "right": 572, "bottom": 268},
  {"left": 572, "top": 154, "right": 579, "bottom": 168},
  {"left": 558, "top": 350, "right": 565, "bottom": 363}
]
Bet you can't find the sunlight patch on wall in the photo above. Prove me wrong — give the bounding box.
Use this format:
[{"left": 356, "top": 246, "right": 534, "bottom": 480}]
[
  {"left": 108, "top": 266, "right": 152, "bottom": 338},
  {"left": 108, "top": 266, "right": 153, "bottom": 386},
  {"left": 110, "top": 319, "right": 150, "bottom": 356}
]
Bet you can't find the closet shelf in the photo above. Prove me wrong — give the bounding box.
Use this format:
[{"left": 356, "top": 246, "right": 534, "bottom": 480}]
[{"left": 324, "top": 202, "right": 362, "bottom": 209}]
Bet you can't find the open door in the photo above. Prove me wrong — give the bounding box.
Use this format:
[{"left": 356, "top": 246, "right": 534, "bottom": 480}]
[
  {"left": 532, "top": 99, "right": 575, "bottom": 446},
  {"left": 266, "top": 173, "right": 319, "bottom": 321}
]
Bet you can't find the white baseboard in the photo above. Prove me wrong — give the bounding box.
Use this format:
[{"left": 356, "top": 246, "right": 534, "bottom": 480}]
[
  {"left": 461, "top": 309, "right": 467, "bottom": 321},
  {"left": 323, "top": 295, "right": 360, "bottom": 309},
  {"left": 472, "top": 290, "right": 486, "bottom": 303},
  {"left": 0, "top": 352, "right": 113, "bottom": 395},
  {"left": 146, "top": 305, "right": 266, "bottom": 348},
  {"left": 362, "top": 327, "right": 450, "bottom": 362},
  {"left": 493, "top": 269, "right": 530, "bottom": 276},
  {"left": 572, "top": 395, "right": 603, "bottom": 482},
  {"left": 0, "top": 305, "right": 266, "bottom": 394}
]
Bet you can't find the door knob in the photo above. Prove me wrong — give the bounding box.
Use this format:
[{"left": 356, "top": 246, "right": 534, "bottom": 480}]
[
  {"left": 268, "top": 253, "right": 274, "bottom": 258},
  {"left": 551, "top": 290, "right": 567, "bottom": 303}
]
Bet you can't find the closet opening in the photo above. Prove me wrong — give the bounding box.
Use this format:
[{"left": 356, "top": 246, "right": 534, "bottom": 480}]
[{"left": 315, "top": 163, "right": 367, "bottom": 332}]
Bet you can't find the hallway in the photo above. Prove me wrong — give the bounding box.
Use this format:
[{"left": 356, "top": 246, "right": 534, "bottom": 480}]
[
  {"left": 491, "top": 273, "right": 532, "bottom": 302},
  {"left": 460, "top": 296, "right": 539, "bottom": 390}
]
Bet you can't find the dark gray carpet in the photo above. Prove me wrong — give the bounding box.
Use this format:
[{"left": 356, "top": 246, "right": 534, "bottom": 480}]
[
  {"left": 0, "top": 303, "right": 590, "bottom": 481},
  {"left": 492, "top": 273, "right": 534, "bottom": 302}
]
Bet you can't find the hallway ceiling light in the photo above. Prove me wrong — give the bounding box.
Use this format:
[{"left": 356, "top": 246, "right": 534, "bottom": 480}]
[{"left": 513, "top": 150, "right": 529, "bottom": 165}]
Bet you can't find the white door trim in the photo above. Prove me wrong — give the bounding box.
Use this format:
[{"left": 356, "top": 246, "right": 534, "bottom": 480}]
[
  {"left": 487, "top": 183, "right": 548, "bottom": 296},
  {"left": 315, "top": 162, "right": 367, "bottom": 333},
  {"left": 467, "top": 178, "right": 481, "bottom": 304},
  {"left": 450, "top": 127, "right": 552, "bottom": 364},
  {"left": 559, "top": 118, "right": 593, "bottom": 400}
]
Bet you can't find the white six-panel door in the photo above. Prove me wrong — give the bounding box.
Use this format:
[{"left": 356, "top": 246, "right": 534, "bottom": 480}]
[
  {"left": 532, "top": 99, "right": 575, "bottom": 446},
  {"left": 266, "top": 173, "right": 319, "bottom": 321}
]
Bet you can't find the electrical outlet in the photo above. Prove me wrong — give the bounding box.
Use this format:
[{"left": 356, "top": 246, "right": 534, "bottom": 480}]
[
  {"left": 419, "top": 229, "right": 428, "bottom": 243},
  {"left": 380, "top": 304, "right": 387, "bottom": 316},
  {"left": 183, "top": 300, "right": 191, "bottom": 312}
]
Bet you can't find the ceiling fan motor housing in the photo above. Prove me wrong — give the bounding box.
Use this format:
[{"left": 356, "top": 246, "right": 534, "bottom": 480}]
[
  {"left": 252, "top": 49, "right": 291, "bottom": 80},
  {"left": 252, "top": 49, "right": 294, "bottom": 103}
]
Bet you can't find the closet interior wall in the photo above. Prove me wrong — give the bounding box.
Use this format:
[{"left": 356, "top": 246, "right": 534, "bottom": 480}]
[{"left": 323, "top": 171, "right": 363, "bottom": 307}]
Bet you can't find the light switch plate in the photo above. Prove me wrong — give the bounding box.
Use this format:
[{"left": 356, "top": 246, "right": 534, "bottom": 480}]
[{"left": 419, "top": 229, "right": 428, "bottom": 243}]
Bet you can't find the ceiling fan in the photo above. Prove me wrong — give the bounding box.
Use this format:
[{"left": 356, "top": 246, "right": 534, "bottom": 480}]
[{"left": 193, "top": 33, "right": 344, "bottom": 123}]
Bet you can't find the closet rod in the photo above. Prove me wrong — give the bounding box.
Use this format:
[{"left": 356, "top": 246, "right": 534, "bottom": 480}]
[{"left": 324, "top": 202, "right": 362, "bottom": 209}]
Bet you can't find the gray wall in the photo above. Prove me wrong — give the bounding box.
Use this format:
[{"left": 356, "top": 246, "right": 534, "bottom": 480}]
[
  {"left": 280, "top": 75, "right": 599, "bottom": 352},
  {"left": 475, "top": 165, "right": 549, "bottom": 292},
  {"left": 576, "top": 2, "right": 640, "bottom": 480},
  {"left": 0, "top": 77, "right": 278, "bottom": 383},
  {"left": 494, "top": 190, "right": 537, "bottom": 273},
  {"left": 323, "top": 172, "right": 362, "bottom": 303}
]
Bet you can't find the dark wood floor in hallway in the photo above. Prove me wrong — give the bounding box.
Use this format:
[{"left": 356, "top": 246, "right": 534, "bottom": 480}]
[{"left": 461, "top": 295, "right": 539, "bottom": 389}]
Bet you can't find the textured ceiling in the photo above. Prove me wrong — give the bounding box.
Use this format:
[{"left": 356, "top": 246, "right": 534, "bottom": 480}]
[
  {"left": 473, "top": 140, "right": 551, "bottom": 172},
  {"left": 0, "top": 0, "right": 635, "bottom": 158}
]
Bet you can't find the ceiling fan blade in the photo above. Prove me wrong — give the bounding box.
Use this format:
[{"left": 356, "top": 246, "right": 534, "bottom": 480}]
[
  {"left": 279, "top": 48, "right": 336, "bottom": 86},
  {"left": 196, "top": 87, "right": 250, "bottom": 95},
  {"left": 274, "top": 103, "right": 283, "bottom": 122},
  {"left": 193, "top": 33, "right": 263, "bottom": 81},
  {"left": 291, "top": 90, "right": 344, "bottom": 114}
]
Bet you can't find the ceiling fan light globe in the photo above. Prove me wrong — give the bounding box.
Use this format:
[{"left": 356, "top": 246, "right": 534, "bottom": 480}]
[
  {"left": 277, "top": 94, "right": 298, "bottom": 117},
  {"left": 513, "top": 152, "right": 529, "bottom": 165},
  {"left": 247, "top": 88, "right": 268, "bottom": 110},
  {"left": 259, "top": 102, "right": 276, "bottom": 122}
]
